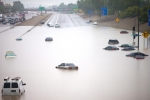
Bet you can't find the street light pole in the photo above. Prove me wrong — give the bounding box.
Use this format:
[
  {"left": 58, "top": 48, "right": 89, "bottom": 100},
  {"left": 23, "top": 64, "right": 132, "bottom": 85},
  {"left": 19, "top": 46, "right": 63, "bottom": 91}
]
[
  {"left": 137, "top": 0, "right": 140, "bottom": 50},
  {"left": 78, "top": 0, "right": 79, "bottom": 13}
]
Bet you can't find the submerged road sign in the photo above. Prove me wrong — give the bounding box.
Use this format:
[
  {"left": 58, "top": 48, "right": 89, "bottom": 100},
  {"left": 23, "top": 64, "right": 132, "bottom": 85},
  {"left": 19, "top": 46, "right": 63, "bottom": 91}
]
[
  {"left": 116, "top": 18, "right": 119, "bottom": 22},
  {"left": 142, "top": 31, "right": 149, "bottom": 38}
]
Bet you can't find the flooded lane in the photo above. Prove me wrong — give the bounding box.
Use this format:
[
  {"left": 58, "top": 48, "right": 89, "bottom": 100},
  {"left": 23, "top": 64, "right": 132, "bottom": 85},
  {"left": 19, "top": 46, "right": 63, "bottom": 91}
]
[{"left": 0, "top": 25, "right": 150, "bottom": 100}]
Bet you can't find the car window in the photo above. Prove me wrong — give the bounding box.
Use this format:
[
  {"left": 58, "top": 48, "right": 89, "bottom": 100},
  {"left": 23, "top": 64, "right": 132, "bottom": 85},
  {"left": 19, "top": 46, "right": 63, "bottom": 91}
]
[
  {"left": 66, "top": 63, "right": 75, "bottom": 67},
  {"left": 4, "top": 83, "right": 10, "bottom": 88},
  {"left": 12, "top": 83, "right": 18, "bottom": 88},
  {"left": 6, "top": 53, "right": 15, "bottom": 56},
  {"left": 109, "top": 40, "right": 117, "bottom": 42},
  {"left": 60, "top": 63, "right": 65, "bottom": 66}
]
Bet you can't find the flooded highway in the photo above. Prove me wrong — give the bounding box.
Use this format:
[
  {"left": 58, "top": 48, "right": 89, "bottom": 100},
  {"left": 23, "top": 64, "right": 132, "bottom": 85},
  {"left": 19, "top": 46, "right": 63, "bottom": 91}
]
[{"left": 0, "top": 13, "right": 150, "bottom": 100}]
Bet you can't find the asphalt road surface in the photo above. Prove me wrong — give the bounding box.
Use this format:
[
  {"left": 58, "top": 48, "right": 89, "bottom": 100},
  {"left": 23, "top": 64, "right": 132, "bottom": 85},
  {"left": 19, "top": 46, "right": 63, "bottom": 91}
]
[{"left": 44, "top": 13, "right": 90, "bottom": 28}]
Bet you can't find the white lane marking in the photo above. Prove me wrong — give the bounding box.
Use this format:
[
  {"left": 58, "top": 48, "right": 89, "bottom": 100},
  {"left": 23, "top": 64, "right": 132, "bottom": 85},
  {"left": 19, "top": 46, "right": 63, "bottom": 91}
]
[
  {"left": 55, "top": 14, "right": 59, "bottom": 23},
  {"left": 45, "top": 14, "right": 54, "bottom": 24},
  {"left": 43, "top": 14, "right": 54, "bottom": 27},
  {"left": 54, "top": 14, "right": 60, "bottom": 28},
  {"left": 51, "top": 14, "right": 58, "bottom": 28}
]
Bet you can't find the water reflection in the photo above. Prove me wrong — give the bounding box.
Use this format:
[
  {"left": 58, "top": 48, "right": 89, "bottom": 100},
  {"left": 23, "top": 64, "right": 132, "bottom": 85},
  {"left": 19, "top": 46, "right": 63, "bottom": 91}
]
[{"left": 2, "top": 96, "right": 20, "bottom": 100}]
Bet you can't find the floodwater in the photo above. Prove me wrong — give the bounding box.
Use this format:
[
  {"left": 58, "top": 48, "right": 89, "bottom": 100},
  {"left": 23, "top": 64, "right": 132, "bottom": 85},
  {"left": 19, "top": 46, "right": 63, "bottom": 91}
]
[{"left": 0, "top": 25, "right": 150, "bottom": 100}]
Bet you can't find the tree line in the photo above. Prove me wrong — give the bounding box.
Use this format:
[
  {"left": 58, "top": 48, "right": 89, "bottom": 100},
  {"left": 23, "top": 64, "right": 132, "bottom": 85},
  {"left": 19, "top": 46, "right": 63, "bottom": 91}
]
[
  {"left": 57, "top": 2, "right": 77, "bottom": 10},
  {"left": 0, "top": 1, "right": 24, "bottom": 13},
  {"left": 77, "top": 0, "right": 150, "bottom": 23}
]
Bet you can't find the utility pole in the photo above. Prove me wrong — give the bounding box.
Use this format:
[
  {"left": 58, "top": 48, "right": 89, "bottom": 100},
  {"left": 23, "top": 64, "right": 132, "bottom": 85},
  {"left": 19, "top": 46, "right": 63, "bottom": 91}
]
[
  {"left": 91, "top": 0, "right": 93, "bottom": 17},
  {"left": 137, "top": 0, "right": 140, "bottom": 50},
  {"left": 78, "top": 0, "right": 79, "bottom": 13}
]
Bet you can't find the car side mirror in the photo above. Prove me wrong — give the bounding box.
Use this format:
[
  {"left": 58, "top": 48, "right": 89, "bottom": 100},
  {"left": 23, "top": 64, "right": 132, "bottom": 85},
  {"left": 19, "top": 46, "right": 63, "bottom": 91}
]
[{"left": 23, "top": 83, "right": 26, "bottom": 85}]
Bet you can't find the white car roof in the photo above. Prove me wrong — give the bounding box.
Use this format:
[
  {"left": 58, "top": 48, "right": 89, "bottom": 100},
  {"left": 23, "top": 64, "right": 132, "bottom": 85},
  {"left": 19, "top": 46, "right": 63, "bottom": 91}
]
[
  {"left": 6, "top": 51, "right": 15, "bottom": 54},
  {"left": 4, "top": 77, "right": 22, "bottom": 83}
]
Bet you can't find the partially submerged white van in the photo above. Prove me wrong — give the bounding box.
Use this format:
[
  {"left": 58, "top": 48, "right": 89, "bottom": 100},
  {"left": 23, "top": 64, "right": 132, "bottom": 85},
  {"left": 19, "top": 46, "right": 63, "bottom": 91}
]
[
  {"left": 5, "top": 51, "right": 17, "bottom": 58},
  {"left": 2, "top": 77, "right": 26, "bottom": 95}
]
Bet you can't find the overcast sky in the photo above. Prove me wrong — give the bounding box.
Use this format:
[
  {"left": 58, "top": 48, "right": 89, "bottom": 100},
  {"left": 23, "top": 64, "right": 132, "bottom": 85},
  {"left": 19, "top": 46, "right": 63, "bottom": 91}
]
[{"left": 2, "top": 0, "right": 77, "bottom": 8}]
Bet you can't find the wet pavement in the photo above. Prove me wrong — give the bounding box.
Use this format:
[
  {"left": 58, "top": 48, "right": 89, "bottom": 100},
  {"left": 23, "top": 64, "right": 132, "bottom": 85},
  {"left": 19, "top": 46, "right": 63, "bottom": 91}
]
[{"left": 0, "top": 13, "right": 150, "bottom": 100}]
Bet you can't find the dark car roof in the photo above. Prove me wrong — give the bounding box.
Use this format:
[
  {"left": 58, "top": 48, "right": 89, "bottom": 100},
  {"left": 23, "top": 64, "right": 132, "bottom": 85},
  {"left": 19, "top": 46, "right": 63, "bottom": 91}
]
[
  {"left": 107, "top": 46, "right": 117, "bottom": 48},
  {"left": 129, "top": 52, "right": 143, "bottom": 54},
  {"left": 121, "top": 31, "right": 128, "bottom": 32},
  {"left": 46, "top": 37, "right": 52, "bottom": 39},
  {"left": 16, "top": 38, "right": 22, "bottom": 40},
  {"left": 109, "top": 39, "right": 118, "bottom": 40},
  {"left": 121, "top": 44, "right": 132, "bottom": 46}
]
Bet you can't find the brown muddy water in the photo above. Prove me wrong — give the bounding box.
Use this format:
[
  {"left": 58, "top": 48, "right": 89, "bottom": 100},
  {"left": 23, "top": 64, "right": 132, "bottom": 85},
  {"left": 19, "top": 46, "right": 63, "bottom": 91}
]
[{"left": 0, "top": 25, "right": 150, "bottom": 100}]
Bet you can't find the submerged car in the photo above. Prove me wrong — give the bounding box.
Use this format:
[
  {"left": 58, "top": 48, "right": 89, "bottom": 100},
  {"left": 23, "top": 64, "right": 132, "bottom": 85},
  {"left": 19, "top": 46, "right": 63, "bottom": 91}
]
[
  {"left": 126, "top": 52, "right": 149, "bottom": 57},
  {"left": 45, "top": 37, "right": 53, "bottom": 41},
  {"left": 16, "top": 38, "right": 22, "bottom": 41},
  {"left": 120, "top": 31, "right": 129, "bottom": 34},
  {"left": 119, "top": 44, "right": 135, "bottom": 48},
  {"left": 2, "top": 77, "right": 26, "bottom": 95},
  {"left": 104, "top": 46, "right": 119, "bottom": 50},
  {"left": 56, "top": 63, "right": 78, "bottom": 70},
  {"left": 5, "top": 51, "right": 17, "bottom": 58},
  {"left": 93, "top": 22, "right": 98, "bottom": 25},
  {"left": 122, "top": 47, "right": 135, "bottom": 51},
  {"left": 108, "top": 39, "right": 119, "bottom": 44}
]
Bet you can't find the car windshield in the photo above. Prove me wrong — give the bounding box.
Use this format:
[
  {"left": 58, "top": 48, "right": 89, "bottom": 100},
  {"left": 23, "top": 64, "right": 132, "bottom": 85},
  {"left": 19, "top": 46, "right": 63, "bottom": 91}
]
[
  {"left": 128, "top": 44, "right": 132, "bottom": 46},
  {"left": 107, "top": 46, "right": 112, "bottom": 48},
  {"left": 112, "top": 46, "right": 116, "bottom": 48},
  {"left": 6, "top": 53, "right": 15, "bottom": 56},
  {"left": 128, "top": 47, "right": 134, "bottom": 48}
]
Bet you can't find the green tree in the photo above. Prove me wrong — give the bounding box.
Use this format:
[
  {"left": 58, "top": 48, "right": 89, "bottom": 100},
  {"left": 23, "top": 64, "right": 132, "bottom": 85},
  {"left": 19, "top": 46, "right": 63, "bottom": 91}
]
[
  {"left": 12, "top": 1, "right": 24, "bottom": 12},
  {"left": 68, "top": 3, "right": 77, "bottom": 10},
  {"left": 59, "top": 2, "right": 68, "bottom": 9},
  {"left": 0, "top": 1, "right": 4, "bottom": 13}
]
